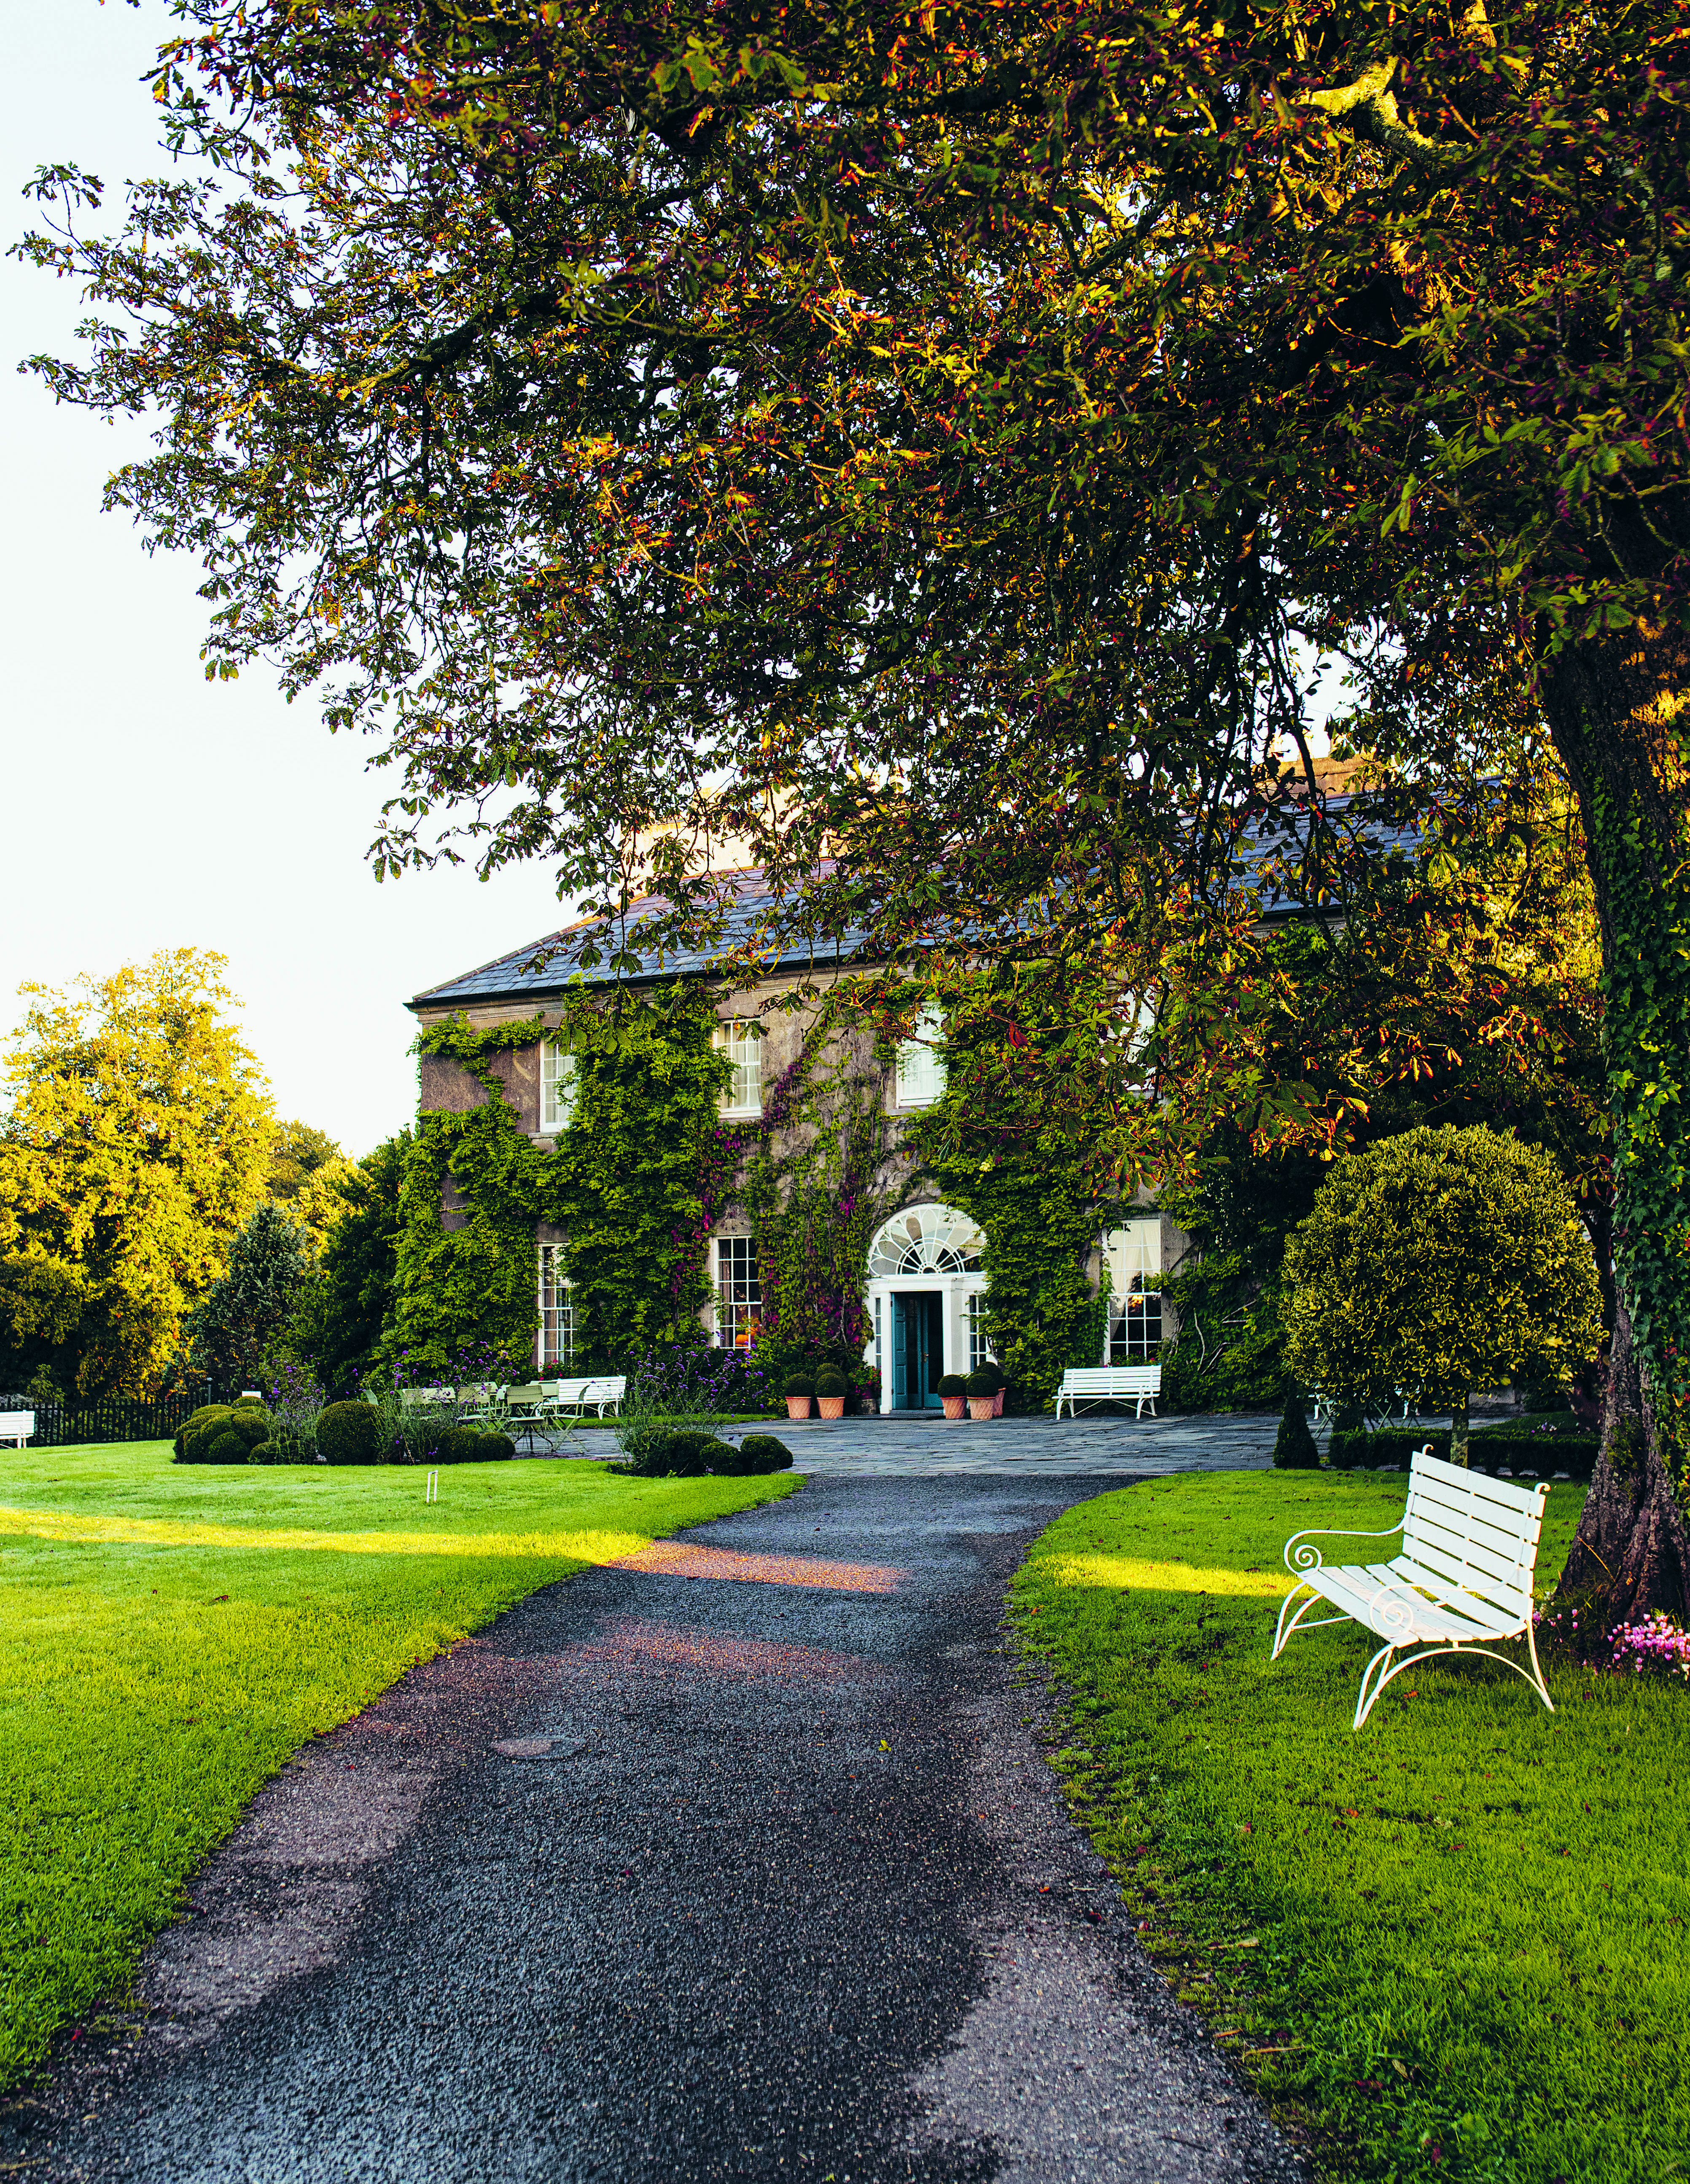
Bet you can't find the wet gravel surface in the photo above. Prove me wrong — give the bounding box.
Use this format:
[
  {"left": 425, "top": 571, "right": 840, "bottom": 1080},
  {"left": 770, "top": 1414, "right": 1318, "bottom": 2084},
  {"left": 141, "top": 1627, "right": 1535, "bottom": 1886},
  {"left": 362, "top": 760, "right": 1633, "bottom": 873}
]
[{"left": 4, "top": 1475, "right": 1308, "bottom": 2183}]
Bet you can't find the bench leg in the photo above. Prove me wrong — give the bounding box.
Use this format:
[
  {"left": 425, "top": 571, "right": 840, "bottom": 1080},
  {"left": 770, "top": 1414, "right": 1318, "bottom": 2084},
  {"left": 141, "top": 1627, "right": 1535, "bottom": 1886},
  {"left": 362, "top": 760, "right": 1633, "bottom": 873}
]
[
  {"left": 1271, "top": 1583, "right": 1351, "bottom": 1661},
  {"left": 1354, "top": 1636, "right": 1556, "bottom": 1730}
]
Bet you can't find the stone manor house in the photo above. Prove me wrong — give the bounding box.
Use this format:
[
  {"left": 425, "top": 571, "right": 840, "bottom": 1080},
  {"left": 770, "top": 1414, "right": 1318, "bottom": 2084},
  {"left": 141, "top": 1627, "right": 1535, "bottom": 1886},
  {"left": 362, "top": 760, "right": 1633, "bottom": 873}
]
[{"left": 409, "top": 875, "right": 1184, "bottom": 1413}]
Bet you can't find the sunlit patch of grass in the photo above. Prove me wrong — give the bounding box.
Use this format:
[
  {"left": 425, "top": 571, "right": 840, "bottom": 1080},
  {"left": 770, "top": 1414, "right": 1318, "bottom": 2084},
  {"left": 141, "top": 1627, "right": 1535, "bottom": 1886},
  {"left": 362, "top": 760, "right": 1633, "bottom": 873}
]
[
  {"left": 1013, "top": 1472, "right": 1690, "bottom": 2184},
  {"left": 0, "top": 1442, "right": 800, "bottom": 2089}
]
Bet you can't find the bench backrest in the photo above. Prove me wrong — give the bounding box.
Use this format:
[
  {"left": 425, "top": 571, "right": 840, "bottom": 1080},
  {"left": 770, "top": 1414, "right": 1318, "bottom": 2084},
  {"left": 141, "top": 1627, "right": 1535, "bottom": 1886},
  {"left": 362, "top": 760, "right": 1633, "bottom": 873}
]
[
  {"left": 0, "top": 1410, "right": 34, "bottom": 1437},
  {"left": 543, "top": 1375, "right": 627, "bottom": 1398},
  {"left": 1400, "top": 1451, "right": 1547, "bottom": 1622},
  {"left": 1060, "top": 1366, "right": 1161, "bottom": 1393}
]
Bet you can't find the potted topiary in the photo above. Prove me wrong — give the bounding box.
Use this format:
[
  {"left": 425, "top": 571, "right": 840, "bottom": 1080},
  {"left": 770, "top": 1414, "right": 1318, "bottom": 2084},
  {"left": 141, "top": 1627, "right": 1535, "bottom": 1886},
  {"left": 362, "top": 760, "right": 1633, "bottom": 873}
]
[
  {"left": 784, "top": 1372, "right": 815, "bottom": 1421},
  {"left": 966, "top": 1369, "right": 997, "bottom": 1421},
  {"left": 937, "top": 1372, "right": 969, "bottom": 1421},
  {"left": 976, "top": 1357, "right": 1007, "bottom": 1416},
  {"left": 814, "top": 1366, "right": 848, "bottom": 1420}
]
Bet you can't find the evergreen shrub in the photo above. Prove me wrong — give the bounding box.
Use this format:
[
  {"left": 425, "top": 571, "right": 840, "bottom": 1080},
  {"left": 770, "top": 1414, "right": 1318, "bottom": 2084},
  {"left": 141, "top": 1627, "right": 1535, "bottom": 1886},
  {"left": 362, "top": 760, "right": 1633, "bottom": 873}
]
[
  {"left": 477, "top": 1431, "right": 517, "bottom": 1462},
  {"left": 938, "top": 1373, "right": 968, "bottom": 1399},
  {"left": 248, "top": 1439, "right": 284, "bottom": 1464},
  {"left": 316, "top": 1399, "right": 383, "bottom": 1465},
  {"left": 174, "top": 1405, "right": 234, "bottom": 1461},
  {"left": 813, "top": 1367, "right": 848, "bottom": 1398},
  {"left": 783, "top": 1373, "right": 815, "bottom": 1398},
  {"left": 205, "top": 1429, "right": 250, "bottom": 1461},
  {"left": 617, "top": 1425, "right": 721, "bottom": 1477},
  {"left": 711, "top": 1433, "right": 794, "bottom": 1475},
  {"left": 965, "top": 1369, "right": 995, "bottom": 1398}
]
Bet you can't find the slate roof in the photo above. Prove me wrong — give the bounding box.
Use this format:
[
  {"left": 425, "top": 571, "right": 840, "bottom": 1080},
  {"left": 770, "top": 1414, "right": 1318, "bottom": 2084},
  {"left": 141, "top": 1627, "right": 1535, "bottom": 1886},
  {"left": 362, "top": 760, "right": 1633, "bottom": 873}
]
[
  {"left": 407, "top": 795, "right": 1430, "bottom": 1013},
  {"left": 408, "top": 874, "right": 874, "bottom": 1012}
]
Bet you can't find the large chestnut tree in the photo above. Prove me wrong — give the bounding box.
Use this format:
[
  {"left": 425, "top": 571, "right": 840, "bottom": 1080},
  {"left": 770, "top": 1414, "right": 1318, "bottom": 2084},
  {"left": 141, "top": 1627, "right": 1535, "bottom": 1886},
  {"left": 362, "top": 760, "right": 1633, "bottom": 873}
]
[{"left": 18, "top": 0, "right": 1690, "bottom": 1616}]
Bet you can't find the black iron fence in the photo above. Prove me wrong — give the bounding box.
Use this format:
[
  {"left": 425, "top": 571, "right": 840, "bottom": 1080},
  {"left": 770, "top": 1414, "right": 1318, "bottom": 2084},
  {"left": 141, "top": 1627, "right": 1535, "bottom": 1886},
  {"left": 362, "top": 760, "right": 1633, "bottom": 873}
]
[{"left": 0, "top": 1386, "right": 217, "bottom": 1450}]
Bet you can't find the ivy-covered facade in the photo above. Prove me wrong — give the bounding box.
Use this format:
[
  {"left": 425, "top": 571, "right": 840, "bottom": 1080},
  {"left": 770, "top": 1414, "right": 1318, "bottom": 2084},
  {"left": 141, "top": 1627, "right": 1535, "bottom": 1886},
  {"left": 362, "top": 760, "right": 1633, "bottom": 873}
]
[{"left": 401, "top": 889, "right": 1186, "bottom": 1412}]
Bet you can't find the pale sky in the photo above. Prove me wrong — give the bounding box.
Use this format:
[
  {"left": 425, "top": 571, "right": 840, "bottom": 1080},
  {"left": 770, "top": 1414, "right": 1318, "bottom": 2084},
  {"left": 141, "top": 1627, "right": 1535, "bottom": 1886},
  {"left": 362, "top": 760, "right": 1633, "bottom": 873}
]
[{"left": 0, "top": 0, "right": 570, "bottom": 1158}]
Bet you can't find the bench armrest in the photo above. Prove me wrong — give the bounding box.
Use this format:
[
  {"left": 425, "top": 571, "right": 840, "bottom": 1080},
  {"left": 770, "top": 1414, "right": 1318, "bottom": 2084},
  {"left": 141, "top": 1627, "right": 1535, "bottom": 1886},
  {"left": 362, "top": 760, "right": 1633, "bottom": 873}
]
[{"left": 1282, "top": 1522, "right": 1404, "bottom": 1577}]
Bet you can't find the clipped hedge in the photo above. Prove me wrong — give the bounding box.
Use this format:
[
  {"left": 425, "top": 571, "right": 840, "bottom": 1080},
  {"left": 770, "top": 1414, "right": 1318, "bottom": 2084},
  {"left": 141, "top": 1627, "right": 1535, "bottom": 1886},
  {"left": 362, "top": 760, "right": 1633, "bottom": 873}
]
[
  {"left": 173, "top": 1402, "right": 271, "bottom": 1464},
  {"left": 1358, "top": 1427, "right": 1600, "bottom": 1477},
  {"left": 616, "top": 1428, "right": 793, "bottom": 1478},
  {"left": 316, "top": 1400, "right": 384, "bottom": 1466}
]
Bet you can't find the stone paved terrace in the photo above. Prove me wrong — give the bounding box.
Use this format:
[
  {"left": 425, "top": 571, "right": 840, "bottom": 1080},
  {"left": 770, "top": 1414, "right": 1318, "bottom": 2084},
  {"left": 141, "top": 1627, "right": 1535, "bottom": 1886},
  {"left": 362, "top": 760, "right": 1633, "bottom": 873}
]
[{"left": 530, "top": 1408, "right": 1293, "bottom": 1476}]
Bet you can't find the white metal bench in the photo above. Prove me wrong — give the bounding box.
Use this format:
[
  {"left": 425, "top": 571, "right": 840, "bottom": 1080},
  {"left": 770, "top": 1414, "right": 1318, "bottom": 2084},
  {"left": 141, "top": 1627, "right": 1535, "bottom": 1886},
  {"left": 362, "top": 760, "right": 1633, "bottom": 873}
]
[
  {"left": 1055, "top": 1365, "right": 1160, "bottom": 1419},
  {"left": 0, "top": 1410, "right": 35, "bottom": 1448},
  {"left": 538, "top": 1375, "right": 627, "bottom": 1420},
  {"left": 1272, "top": 1447, "right": 1553, "bottom": 1729}
]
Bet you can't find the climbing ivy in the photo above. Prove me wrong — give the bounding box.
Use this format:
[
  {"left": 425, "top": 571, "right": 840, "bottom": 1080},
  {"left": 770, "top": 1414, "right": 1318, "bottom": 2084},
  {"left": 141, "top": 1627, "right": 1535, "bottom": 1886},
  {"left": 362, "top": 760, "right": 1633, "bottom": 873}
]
[
  {"left": 740, "top": 1023, "right": 898, "bottom": 1383},
  {"left": 1582, "top": 773, "right": 1690, "bottom": 1480},
  {"left": 905, "top": 981, "right": 1109, "bottom": 1412},
  {"left": 392, "top": 989, "right": 729, "bottom": 1370}
]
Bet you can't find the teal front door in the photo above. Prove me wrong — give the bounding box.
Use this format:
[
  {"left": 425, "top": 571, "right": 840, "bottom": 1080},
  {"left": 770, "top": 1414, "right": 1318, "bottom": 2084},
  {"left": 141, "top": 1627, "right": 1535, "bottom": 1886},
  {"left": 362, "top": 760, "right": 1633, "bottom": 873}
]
[{"left": 892, "top": 1292, "right": 944, "bottom": 1410}]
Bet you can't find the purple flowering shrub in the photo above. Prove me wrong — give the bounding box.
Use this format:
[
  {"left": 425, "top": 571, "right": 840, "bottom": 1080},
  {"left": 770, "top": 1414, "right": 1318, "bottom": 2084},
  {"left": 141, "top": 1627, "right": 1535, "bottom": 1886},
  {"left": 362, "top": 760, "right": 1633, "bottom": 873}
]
[{"left": 1534, "top": 1601, "right": 1690, "bottom": 1682}]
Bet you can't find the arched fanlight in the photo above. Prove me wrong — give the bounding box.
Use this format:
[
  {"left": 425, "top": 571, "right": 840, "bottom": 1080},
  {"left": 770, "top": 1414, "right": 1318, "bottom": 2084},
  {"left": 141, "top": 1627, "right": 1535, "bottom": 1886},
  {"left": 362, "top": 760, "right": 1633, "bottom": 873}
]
[{"left": 867, "top": 1203, "right": 985, "bottom": 1278}]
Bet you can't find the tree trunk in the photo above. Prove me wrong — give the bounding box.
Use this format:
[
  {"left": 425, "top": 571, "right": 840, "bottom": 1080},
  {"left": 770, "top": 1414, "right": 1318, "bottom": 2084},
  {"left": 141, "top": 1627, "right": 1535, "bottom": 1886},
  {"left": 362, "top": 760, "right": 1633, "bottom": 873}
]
[
  {"left": 1542, "top": 626, "right": 1690, "bottom": 1624},
  {"left": 1450, "top": 1394, "right": 1469, "bottom": 1467},
  {"left": 1554, "top": 1289, "right": 1690, "bottom": 1626}
]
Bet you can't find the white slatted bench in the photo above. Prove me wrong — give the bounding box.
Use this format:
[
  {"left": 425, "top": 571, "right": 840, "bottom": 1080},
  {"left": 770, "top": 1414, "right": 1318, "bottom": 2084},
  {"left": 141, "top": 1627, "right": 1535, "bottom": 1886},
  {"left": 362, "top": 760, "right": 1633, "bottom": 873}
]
[
  {"left": 1055, "top": 1365, "right": 1161, "bottom": 1419},
  {"left": 1272, "top": 1448, "right": 1553, "bottom": 1729},
  {"left": 538, "top": 1375, "right": 627, "bottom": 1420},
  {"left": 0, "top": 1410, "right": 35, "bottom": 1448}
]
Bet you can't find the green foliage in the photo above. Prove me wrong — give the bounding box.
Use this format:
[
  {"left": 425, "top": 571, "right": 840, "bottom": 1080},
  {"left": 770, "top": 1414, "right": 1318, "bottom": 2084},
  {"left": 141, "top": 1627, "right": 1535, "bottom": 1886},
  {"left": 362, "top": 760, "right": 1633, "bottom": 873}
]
[
  {"left": 0, "top": 1439, "right": 800, "bottom": 2090},
  {"left": 1014, "top": 1473, "right": 1690, "bottom": 2184},
  {"left": 173, "top": 1404, "right": 240, "bottom": 1463},
  {"left": 813, "top": 1366, "right": 847, "bottom": 1398},
  {"left": 183, "top": 1202, "right": 312, "bottom": 1391},
  {"left": 314, "top": 1400, "right": 382, "bottom": 1466},
  {"left": 616, "top": 1425, "right": 726, "bottom": 1478},
  {"left": 907, "top": 982, "right": 1110, "bottom": 1413},
  {"left": 204, "top": 1430, "right": 248, "bottom": 1462},
  {"left": 965, "top": 1370, "right": 994, "bottom": 1398},
  {"left": 266, "top": 1120, "right": 342, "bottom": 1204},
  {"left": 722, "top": 1433, "right": 794, "bottom": 1475},
  {"left": 738, "top": 1025, "right": 894, "bottom": 1384},
  {"left": 937, "top": 1373, "right": 967, "bottom": 1399},
  {"left": 1270, "top": 1389, "right": 1319, "bottom": 1470},
  {"left": 783, "top": 1372, "right": 815, "bottom": 1397},
  {"left": 1157, "top": 1251, "right": 1288, "bottom": 1414},
  {"left": 287, "top": 1131, "right": 410, "bottom": 1390},
  {"left": 394, "top": 993, "right": 728, "bottom": 1373},
  {"left": 0, "top": 951, "right": 275, "bottom": 1397},
  {"left": 1284, "top": 1126, "right": 1604, "bottom": 1423},
  {"left": 0, "top": 1252, "right": 89, "bottom": 1395}
]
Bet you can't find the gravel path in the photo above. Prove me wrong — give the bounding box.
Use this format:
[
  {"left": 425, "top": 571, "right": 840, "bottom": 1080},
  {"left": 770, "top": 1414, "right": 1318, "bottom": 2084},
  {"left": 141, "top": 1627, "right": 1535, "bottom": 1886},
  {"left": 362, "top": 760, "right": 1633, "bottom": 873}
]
[{"left": 5, "top": 1475, "right": 1308, "bottom": 2183}]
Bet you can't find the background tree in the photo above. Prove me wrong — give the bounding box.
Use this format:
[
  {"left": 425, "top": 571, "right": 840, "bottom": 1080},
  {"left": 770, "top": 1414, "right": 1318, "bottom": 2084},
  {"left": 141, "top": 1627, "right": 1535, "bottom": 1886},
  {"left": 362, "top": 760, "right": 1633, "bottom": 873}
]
[
  {"left": 184, "top": 1201, "right": 312, "bottom": 1392},
  {"left": 285, "top": 1130, "right": 409, "bottom": 1392},
  {"left": 1283, "top": 1126, "right": 1603, "bottom": 1464},
  {"left": 0, "top": 1252, "right": 89, "bottom": 1402},
  {"left": 0, "top": 952, "right": 274, "bottom": 1395},
  {"left": 20, "top": 0, "right": 1690, "bottom": 1601}
]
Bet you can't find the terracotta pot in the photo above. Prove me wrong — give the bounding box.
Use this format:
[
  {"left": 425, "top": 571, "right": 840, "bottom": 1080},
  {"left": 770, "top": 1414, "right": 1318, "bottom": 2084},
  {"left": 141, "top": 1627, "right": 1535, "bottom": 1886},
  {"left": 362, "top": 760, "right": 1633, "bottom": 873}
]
[
  {"left": 969, "top": 1395, "right": 995, "bottom": 1421},
  {"left": 786, "top": 1395, "right": 813, "bottom": 1420},
  {"left": 817, "top": 1395, "right": 846, "bottom": 1420},
  {"left": 942, "top": 1394, "right": 966, "bottom": 1420},
  {"left": 993, "top": 1388, "right": 1006, "bottom": 1416}
]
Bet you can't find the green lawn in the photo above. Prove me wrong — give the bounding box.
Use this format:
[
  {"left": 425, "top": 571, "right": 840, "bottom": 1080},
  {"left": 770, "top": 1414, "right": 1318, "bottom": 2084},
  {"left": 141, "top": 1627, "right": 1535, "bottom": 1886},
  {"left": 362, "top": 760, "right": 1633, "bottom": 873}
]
[
  {"left": 0, "top": 1442, "right": 800, "bottom": 2089},
  {"left": 1012, "top": 1472, "right": 1690, "bottom": 2184}
]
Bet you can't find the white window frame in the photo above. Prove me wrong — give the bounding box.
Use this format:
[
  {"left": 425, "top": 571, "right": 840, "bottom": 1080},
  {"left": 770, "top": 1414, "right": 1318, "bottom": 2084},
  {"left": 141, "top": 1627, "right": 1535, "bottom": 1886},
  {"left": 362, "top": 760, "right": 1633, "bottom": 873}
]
[
  {"left": 714, "top": 1235, "right": 762, "bottom": 1349},
  {"left": 895, "top": 1004, "right": 947, "bottom": 1109},
  {"left": 1103, "top": 1220, "right": 1163, "bottom": 1362},
  {"left": 966, "top": 1292, "right": 995, "bottom": 1373},
  {"left": 714, "top": 1018, "right": 763, "bottom": 1117},
  {"left": 538, "top": 1244, "right": 576, "bottom": 1369},
  {"left": 539, "top": 1040, "right": 578, "bottom": 1134}
]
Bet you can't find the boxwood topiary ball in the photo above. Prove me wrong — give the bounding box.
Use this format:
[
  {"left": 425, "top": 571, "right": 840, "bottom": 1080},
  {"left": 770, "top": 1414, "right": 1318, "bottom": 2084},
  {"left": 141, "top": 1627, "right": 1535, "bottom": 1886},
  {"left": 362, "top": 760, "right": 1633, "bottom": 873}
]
[
  {"left": 230, "top": 1412, "right": 272, "bottom": 1451},
  {"left": 433, "top": 1426, "right": 482, "bottom": 1464},
  {"left": 315, "top": 1399, "right": 383, "bottom": 1465},
  {"left": 476, "top": 1432, "right": 516, "bottom": 1461},
  {"left": 725, "top": 1434, "right": 794, "bottom": 1475},
  {"left": 205, "top": 1429, "right": 250, "bottom": 1461},
  {"left": 813, "top": 1367, "right": 848, "bottom": 1398},
  {"left": 248, "top": 1439, "right": 283, "bottom": 1464}
]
